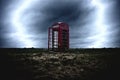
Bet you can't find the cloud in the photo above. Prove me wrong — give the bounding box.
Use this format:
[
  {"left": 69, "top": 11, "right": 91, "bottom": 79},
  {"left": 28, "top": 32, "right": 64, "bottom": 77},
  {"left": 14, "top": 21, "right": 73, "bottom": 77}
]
[
  {"left": 23, "top": 0, "right": 93, "bottom": 33},
  {"left": 21, "top": 0, "right": 94, "bottom": 48},
  {"left": 0, "top": 0, "right": 120, "bottom": 48}
]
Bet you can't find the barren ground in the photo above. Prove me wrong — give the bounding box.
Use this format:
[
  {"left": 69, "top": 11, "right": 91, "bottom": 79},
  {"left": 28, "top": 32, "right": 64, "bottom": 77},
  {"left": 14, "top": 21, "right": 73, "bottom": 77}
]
[{"left": 0, "top": 48, "right": 120, "bottom": 80}]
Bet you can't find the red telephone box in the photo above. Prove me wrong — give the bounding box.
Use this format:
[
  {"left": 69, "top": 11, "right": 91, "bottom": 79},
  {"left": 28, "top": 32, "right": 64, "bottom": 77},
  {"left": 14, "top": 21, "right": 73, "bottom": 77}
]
[{"left": 48, "top": 22, "right": 69, "bottom": 51}]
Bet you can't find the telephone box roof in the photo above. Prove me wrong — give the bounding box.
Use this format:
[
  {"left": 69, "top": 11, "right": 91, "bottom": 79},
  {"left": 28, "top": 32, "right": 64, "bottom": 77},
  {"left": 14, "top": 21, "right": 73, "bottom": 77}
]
[{"left": 51, "top": 22, "right": 69, "bottom": 30}]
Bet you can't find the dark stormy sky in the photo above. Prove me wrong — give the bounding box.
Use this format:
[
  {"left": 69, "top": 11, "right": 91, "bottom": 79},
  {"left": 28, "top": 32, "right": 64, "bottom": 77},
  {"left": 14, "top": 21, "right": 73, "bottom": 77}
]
[{"left": 0, "top": 0, "right": 120, "bottom": 48}]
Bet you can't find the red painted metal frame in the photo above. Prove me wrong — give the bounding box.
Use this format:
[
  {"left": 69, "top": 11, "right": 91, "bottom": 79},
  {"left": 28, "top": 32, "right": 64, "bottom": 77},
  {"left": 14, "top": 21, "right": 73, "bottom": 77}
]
[{"left": 48, "top": 22, "right": 69, "bottom": 51}]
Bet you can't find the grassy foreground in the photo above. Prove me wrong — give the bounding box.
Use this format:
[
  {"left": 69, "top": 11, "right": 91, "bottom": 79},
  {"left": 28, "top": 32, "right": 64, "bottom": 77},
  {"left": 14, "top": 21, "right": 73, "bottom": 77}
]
[{"left": 0, "top": 48, "right": 120, "bottom": 80}]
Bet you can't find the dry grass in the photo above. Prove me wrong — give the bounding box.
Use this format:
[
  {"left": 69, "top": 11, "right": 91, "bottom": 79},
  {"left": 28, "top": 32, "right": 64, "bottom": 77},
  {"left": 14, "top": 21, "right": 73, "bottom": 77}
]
[
  {"left": 14, "top": 52, "right": 113, "bottom": 80},
  {"left": 1, "top": 48, "right": 120, "bottom": 80}
]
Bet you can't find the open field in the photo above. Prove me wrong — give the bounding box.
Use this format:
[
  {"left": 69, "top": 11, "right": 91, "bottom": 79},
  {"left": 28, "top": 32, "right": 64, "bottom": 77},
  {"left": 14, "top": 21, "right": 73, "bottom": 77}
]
[{"left": 0, "top": 48, "right": 120, "bottom": 80}]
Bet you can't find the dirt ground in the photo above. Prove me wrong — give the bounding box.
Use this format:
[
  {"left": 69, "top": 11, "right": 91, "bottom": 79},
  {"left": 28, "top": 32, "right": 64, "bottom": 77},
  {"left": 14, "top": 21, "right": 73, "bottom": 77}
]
[{"left": 0, "top": 48, "right": 120, "bottom": 80}]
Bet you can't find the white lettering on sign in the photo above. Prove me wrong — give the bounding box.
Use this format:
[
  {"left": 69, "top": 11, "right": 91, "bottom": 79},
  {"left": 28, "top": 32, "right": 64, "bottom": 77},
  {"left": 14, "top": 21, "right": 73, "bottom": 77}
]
[{"left": 53, "top": 25, "right": 59, "bottom": 28}]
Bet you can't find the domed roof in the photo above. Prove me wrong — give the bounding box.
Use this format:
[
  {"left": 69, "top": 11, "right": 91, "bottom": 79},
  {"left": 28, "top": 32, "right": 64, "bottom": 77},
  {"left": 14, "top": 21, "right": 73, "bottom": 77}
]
[{"left": 51, "top": 22, "right": 69, "bottom": 30}]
